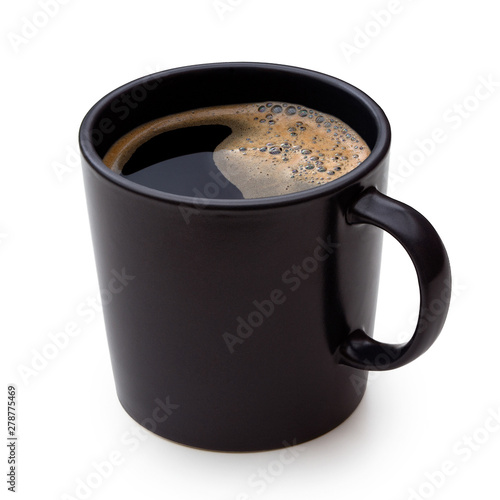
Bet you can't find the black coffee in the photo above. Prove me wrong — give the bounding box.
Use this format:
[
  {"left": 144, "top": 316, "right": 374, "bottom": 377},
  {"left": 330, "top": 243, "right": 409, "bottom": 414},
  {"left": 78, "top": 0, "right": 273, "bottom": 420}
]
[
  {"left": 121, "top": 125, "right": 244, "bottom": 199},
  {"left": 103, "top": 102, "right": 371, "bottom": 199}
]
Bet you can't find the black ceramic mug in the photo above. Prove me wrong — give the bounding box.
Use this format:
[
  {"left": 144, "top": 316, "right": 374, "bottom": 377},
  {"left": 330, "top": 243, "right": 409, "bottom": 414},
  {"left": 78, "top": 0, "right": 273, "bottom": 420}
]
[{"left": 79, "top": 62, "right": 451, "bottom": 452}]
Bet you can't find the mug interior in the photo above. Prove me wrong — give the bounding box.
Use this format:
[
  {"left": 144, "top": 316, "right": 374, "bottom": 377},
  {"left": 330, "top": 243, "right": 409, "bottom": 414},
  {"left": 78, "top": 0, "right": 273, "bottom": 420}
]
[{"left": 79, "top": 62, "right": 390, "bottom": 204}]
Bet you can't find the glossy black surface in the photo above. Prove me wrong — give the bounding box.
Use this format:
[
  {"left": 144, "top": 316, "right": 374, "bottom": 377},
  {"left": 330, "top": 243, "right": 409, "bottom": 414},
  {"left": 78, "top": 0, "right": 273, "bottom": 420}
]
[
  {"left": 79, "top": 62, "right": 451, "bottom": 452},
  {"left": 121, "top": 125, "right": 244, "bottom": 198}
]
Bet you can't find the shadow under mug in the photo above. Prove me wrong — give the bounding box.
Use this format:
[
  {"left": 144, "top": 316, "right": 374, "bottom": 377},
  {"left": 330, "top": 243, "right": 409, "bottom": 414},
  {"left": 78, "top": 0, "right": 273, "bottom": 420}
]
[{"left": 79, "top": 62, "right": 451, "bottom": 452}]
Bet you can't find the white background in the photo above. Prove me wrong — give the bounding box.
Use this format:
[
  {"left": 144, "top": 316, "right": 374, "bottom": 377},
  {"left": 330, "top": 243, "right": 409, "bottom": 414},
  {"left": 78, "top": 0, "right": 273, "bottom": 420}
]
[{"left": 2, "top": 0, "right": 499, "bottom": 499}]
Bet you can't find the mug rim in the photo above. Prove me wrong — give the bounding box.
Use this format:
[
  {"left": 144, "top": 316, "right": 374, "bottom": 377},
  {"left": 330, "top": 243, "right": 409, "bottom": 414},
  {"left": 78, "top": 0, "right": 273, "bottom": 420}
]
[{"left": 79, "top": 61, "right": 391, "bottom": 209}]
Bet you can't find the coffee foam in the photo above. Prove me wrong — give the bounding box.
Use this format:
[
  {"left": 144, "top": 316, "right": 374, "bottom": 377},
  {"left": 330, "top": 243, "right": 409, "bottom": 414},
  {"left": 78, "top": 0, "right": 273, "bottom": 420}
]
[{"left": 103, "top": 102, "right": 371, "bottom": 198}]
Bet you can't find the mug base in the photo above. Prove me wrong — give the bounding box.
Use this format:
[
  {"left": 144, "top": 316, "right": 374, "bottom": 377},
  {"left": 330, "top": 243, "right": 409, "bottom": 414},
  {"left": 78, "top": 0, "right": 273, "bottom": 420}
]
[{"left": 116, "top": 387, "right": 367, "bottom": 453}]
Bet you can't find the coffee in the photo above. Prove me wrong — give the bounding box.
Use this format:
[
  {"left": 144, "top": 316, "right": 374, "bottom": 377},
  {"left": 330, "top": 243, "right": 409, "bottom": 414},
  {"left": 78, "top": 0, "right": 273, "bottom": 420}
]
[{"left": 103, "top": 102, "right": 371, "bottom": 199}]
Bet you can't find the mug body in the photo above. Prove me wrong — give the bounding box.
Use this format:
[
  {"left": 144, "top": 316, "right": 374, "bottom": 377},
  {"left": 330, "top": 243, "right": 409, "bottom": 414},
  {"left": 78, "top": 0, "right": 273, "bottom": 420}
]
[{"left": 80, "top": 62, "right": 391, "bottom": 452}]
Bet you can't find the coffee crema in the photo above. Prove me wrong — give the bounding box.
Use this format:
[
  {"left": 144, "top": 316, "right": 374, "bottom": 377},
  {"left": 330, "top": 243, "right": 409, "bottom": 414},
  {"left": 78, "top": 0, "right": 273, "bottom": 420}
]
[{"left": 103, "top": 102, "right": 371, "bottom": 199}]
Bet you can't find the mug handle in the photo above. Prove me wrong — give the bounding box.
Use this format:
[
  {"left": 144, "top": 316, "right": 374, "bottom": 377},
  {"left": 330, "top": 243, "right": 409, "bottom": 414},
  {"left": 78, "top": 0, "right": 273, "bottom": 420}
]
[{"left": 338, "top": 187, "right": 452, "bottom": 370}]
